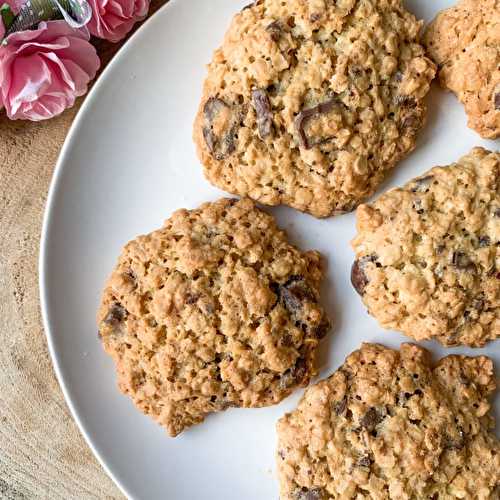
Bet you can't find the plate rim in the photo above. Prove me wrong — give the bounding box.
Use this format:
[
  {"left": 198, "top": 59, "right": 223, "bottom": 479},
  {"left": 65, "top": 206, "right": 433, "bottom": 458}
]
[{"left": 39, "top": 1, "right": 183, "bottom": 498}]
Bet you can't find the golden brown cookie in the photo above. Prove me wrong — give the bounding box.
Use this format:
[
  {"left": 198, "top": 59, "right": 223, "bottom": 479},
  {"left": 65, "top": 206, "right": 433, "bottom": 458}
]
[
  {"left": 193, "top": 0, "right": 436, "bottom": 217},
  {"left": 97, "top": 198, "right": 330, "bottom": 436},
  {"left": 351, "top": 147, "right": 500, "bottom": 347},
  {"left": 424, "top": 0, "right": 500, "bottom": 139},
  {"left": 277, "top": 343, "right": 500, "bottom": 499}
]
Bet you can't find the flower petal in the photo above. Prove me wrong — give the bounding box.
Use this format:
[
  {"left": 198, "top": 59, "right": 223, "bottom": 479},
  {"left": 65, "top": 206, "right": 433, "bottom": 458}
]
[{"left": 8, "top": 53, "right": 52, "bottom": 114}]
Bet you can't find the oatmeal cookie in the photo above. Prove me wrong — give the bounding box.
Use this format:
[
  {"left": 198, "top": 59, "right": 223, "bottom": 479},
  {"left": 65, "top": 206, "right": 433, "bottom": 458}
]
[
  {"left": 193, "top": 0, "right": 435, "bottom": 217},
  {"left": 424, "top": 0, "right": 500, "bottom": 139},
  {"left": 277, "top": 343, "right": 500, "bottom": 499},
  {"left": 350, "top": 148, "right": 500, "bottom": 347},
  {"left": 97, "top": 198, "right": 330, "bottom": 436}
]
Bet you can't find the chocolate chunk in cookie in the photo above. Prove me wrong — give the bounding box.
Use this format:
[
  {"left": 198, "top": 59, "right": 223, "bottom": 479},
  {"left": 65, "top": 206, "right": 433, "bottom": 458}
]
[
  {"left": 202, "top": 97, "right": 240, "bottom": 160},
  {"left": 252, "top": 88, "right": 273, "bottom": 139}
]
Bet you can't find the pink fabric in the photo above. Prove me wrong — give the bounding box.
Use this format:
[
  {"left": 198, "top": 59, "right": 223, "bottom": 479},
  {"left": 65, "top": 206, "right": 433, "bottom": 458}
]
[
  {"left": 88, "top": 0, "right": 149, "bottom": 42},
  {"left": 0, "top": 21, "right": 100, "bottom": 120}
]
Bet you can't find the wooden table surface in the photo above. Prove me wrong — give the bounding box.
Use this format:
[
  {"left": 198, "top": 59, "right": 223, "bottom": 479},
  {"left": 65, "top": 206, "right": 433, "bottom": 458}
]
[{"left": 0, "top": 3, "right": 165, "bottom": 497}]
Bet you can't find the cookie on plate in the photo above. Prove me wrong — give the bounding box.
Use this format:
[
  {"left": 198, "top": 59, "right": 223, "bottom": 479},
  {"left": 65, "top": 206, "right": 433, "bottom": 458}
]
[
  {"left": 97, "top": 198, "right": 330, "bottom": 436},
  {"left": 424, "top": 0, "right": 500, "bottom": 139},
  {"left": 351, "top": 147, "right": 500, "bottom": 347},
  {"left": 193, "top": 0, "right": 436, "bottom": 217},
  {"left": 277, "top": 342, "right": 500, "bottom": 499}
]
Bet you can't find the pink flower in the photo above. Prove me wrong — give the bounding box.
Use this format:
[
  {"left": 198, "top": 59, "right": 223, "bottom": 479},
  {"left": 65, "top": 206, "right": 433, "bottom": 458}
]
[
  {"left": 0, "top": 21, "right": 100, "bottom": 120},
  {"left": 0, "top": 0, "right": 24, "bottom": 40},
  {"left": 88, "top": 0, "right": 149, "bottom": 43}
]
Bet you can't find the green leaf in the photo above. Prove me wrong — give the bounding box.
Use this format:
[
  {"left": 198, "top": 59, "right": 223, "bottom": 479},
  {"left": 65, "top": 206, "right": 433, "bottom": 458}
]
[{"left": 0, "top": 3, "right": 15, "bottom": 30}]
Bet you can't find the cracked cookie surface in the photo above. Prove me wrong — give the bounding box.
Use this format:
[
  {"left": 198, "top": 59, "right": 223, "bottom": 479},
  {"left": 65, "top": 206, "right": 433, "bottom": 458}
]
[
  {"left": 193, "top": 0, "right": 435, "bottom": 217},
  {"left": 424, "top": 0, "right": 500, "bottom": 139},
  {"left": 276, "top": 343, "right": 500, "bottom": 499},
  {"left": 351, "top": 147, "right": 500, "bottom": 347},
  {"left": 97, "top": 198, "right": 330, "bottom": 436}
]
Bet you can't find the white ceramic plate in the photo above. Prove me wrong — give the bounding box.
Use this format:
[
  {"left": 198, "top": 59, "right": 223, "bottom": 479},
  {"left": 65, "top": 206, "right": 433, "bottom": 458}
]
[{"left": 40, "top": 1, "right": 499, "bottom": 498}]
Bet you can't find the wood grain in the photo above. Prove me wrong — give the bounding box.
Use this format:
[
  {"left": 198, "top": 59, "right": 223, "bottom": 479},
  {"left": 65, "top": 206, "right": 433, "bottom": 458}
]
[{"left": 0, "top": 2, "right": 166, "bottom": 497}]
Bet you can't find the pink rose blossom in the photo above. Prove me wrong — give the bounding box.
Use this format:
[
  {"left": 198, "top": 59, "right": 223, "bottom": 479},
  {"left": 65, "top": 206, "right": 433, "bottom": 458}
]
[
  {"left": 0, "top": 20, "right": 100, "bottom": 120},
  {"left": 0, "top": 0, "right": 24, "bottom": 40},
  {"left": 88, "top": 0, "right": 149, "bottom": 43}
]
